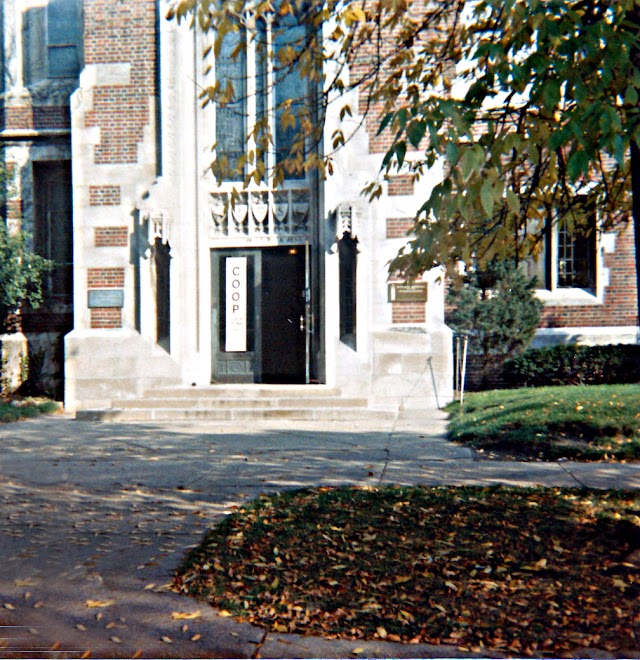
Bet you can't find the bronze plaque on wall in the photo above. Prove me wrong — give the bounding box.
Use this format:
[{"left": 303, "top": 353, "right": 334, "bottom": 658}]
[{"left": 388, "top": 282, "right": 428, "bottom": 303}]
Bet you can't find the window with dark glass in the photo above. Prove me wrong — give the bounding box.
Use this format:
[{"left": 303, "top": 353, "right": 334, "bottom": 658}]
[
  {"left": 339, "top": 233, "right": 357, "bottom": 349},
  {"left": 47, "top": 0, "right": 81, "bottom": 78},
  {"left": 215, "top": 26, "right": 247, "bottom": 180},
  {"left": 557, "top": 215, "right": 596, "bottom": 289},
  {"left": 33, "top": 160, "right": 73, "bottom": 303},
  {"left": 22, "top": 0, "right": 81, "bottom": 84},
  {"left": 523, "top": 201, "right": 596, "bottom": 292},
  {"left": 214, "top": 8, "right": 311, "bottom": 183}
]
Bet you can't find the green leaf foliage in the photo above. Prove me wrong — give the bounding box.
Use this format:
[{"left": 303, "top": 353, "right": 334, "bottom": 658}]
[
  {"left": 171, "top": 0, "right": 640, "bottom": 279},
  {"left": 0, "top": 223, "right": 52, "bottom": 332}
]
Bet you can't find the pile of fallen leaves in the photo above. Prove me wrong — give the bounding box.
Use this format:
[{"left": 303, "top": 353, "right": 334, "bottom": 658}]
[{"left": 173, "top": 486, "right": 640, "bottom": 657}]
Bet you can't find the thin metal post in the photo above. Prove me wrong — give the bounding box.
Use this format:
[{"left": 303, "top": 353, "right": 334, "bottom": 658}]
[{"left": 460, "top": 336, "right": 468, "bottom": 407}]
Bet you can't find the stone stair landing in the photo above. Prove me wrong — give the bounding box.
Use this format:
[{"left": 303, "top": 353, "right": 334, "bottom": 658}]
[{"left": 75, "top": 384, "right": 397, "bottom": 422}]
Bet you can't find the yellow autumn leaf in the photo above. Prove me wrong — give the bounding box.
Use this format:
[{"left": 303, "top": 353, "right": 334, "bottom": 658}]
[
  {"left": 4, "top": 603, "right": 15, "bottom": 610},
  {"left": 85, "top": 600, "right": 115, "bottom": 608},
  {"left": 218, "top": 610, "right": 233, "bottom": 617},
  {"left": 191, "top": 633, "right": 202, "bottom": 641},
  {"left": 352, "top": 648, "right": 365, "bottom": 655},
  {"left": 171, "top": 610, "right": 201, "bottom": 620},
  {"left": 15, "top": 578, "right": 37, "bottom": 587},
  {"left": 161, "top": 636, "right": 173, "bottom": 644},
  {"left": 81, "top": 651, "right": 91, "bottom": 659},
  {"left": 376, "top": 626, "right": 387, "bottom": 639}
]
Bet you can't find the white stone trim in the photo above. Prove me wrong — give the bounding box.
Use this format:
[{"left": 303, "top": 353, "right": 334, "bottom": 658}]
[{"left": 531, "top": 326, "right": 639, "bottom": 347}]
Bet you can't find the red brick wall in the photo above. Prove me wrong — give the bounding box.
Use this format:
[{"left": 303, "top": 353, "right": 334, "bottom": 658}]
[
  {"left": 87, "top": 268, "right": 125, "bottom": 289},
  {"left": 83, "top": 0, "right": 157, "bottom": 164},
  {"left": 386, "top": 217, "right": 414, "bottom": 238},
  {"left": 90, "top": 308, "right": 122, "bottom": 329},
  {"left": 540, "top": 222, "right": 638, "bottom": 328},
  {"left": 387, "top": 175, "right": 414, "bottom": 196},
  {"left": 89, "top": 185, "right": 121, "bottom": 206},
  {"left": 7, "top": 199, "right": 22, "bottom": 220},
  {"left": 94, "top": 227, "right": 129, "bottom": 247},
  {"left": 0, "top": 106, "right": 71, "bottom": 131},
  {"left": 392, "top": 302, "right": 426, "bottom": 324}
]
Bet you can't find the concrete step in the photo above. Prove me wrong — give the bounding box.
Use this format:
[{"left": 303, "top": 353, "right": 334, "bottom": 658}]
[
  {"left": 75, "top": 407, "right": 396, "bottom": 422},
  {"left": 112, "top": 397, "right": 370, "bottom": 410},
  {"left": 142, "top": 385, "right": 342, "bottom": 399},
  {"left": 75, "top": 383, "right": 399, "bottom": 423}
]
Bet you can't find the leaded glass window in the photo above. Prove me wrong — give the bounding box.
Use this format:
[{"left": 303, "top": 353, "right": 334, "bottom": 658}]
[{"left": 214, "top": 9, "right": 311, "bottom": 184}]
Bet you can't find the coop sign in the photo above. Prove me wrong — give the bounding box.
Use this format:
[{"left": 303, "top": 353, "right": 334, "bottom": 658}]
[{"left": 225, "top": 257, "right": 247, "bottom": 352}]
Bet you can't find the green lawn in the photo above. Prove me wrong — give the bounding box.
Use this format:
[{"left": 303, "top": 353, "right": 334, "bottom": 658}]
[
  {"left": 173, "top": 485, "right": 640, "bottom": 656},
  {"left": 0, "top": 398, "right": 60, "bottom": 423},
  {"left": 446, "top": 384, "right": 640, "bottom": 460}
]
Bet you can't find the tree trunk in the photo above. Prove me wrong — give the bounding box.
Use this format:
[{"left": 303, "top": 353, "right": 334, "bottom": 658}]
[{"left": 631, "top": 139, "right": 640, "bottom": 338}]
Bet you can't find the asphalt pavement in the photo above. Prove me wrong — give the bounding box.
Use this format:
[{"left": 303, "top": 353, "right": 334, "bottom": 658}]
[{"left": 0, "top": 409, "right": 638, "bottom": 659}]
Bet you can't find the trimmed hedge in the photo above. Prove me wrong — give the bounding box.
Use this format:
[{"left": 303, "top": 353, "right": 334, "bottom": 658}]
[{"left": 502, "top": 343, "right": 640, "bottom": 388}]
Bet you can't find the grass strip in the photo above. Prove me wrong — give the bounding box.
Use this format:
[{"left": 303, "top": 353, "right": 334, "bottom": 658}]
[
  {"left": 0, "top": 398, "right": 60, "bottom": 423},
  {"left": 446, "top": 384, "right": 640, "bottom": 460}
]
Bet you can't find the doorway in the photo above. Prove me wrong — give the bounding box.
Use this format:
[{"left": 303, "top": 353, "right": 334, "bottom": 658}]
[{"left": 211, "top": 246, "right": 309, "bottom": 383}]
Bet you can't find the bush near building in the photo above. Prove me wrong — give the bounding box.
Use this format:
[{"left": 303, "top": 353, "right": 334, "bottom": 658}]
[{"left": 502, "top": 344, "right": 640, "bottom": 388}]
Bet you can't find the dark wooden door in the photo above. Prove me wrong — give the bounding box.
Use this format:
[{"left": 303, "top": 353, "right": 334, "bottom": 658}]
[{"left": 261, "top": 246, "right": 306, "bottom": 383}]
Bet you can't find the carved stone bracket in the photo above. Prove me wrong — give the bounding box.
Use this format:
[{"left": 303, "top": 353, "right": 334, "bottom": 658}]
[
  {"left": 209, "top": 187, "right": 311, "bottom": 245},
  {"left": 336, "top": 202, "right": 359, "bottom": 241},
  {"left": 139, "top": 209, "right": 172, "bottom": 258}
]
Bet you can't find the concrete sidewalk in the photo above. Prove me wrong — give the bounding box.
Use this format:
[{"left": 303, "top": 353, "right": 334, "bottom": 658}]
[{"left": 0, "top": 411, "right": 638, "bottom": 659}]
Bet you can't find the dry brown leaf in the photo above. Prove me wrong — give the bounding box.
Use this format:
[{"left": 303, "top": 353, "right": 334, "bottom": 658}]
[
  {"left": 15, "top": 578, "right": 36, "bottom": 587},
  {"left": 33, "top": 601, "right": 44, "bottom": 609},
  {"left": 75, "top": 624, "right": 87, "bottom": 632},
  {"left": 110, "top": 636, "right": 122, "bottom": 643},
  {"left": 161, "top": 636, "right": 173, "bottom": 644},
  {"left": 3, "top": 603, "right": 15, "bottom": 610},
  {"left": 191, "top": 633, "right": 202, "bottom": 641},
  {"left": 86, "top": 599, "right": 114, "bottom": 608},
  {"left": 376, "top": 626, "right": 387, "bottom": 639},
  {"left": 171, "top": 610, "right": 201, "bottom": 620},
  {"left": 80, "top": 650, "right": 91, "bottom": 659}
]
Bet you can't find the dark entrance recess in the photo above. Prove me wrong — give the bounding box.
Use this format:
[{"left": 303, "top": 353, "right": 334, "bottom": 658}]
[
  {"left": 153, "top": 238, "right": 171, "bottom": 351},
  {"left": 212, "top": 246, "right": 308, "bottom": 384}
]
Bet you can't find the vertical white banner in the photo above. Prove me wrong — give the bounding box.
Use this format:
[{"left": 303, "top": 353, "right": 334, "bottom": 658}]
[{"left": 225, "top": 257, "right": 247, "bottom": 352}]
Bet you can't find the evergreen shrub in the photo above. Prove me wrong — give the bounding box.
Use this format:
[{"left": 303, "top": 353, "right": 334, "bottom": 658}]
[{"left": 503, "top": 344, "right": 640, "bottom": 387}]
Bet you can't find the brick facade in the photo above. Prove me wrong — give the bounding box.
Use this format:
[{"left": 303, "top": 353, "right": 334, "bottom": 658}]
[
  {"left": 7, "top": 199, "right": 22, "bottom": 220},
  {"left": 89, "top": 185, "right": 121, "bottom": 206},
  {"left": 391, "top": 302, "right": 426, "bottom": 324},
  {"left": 540, "top": 222, "right": 638, "bottom": 328},
  {"left": 83, "top": 0, "right": 157, "bottom": 165},
  {"left": 87, "top": 268, "right": 125, "bottom": 289},
  {"left": 0, "top": 106, "right": 71, "bottom": 132},
  {"left": 94, "top": 226, "right": 129, "bottom": 247},
  {"left": 387, "top": 175, "right": 414, "bottom": 196},
  {"left": 90, "top": 308, "right": 122, "bottom": 329},
  {"left": 386, "top": 217, "right": 414, "bottom": 239}
]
